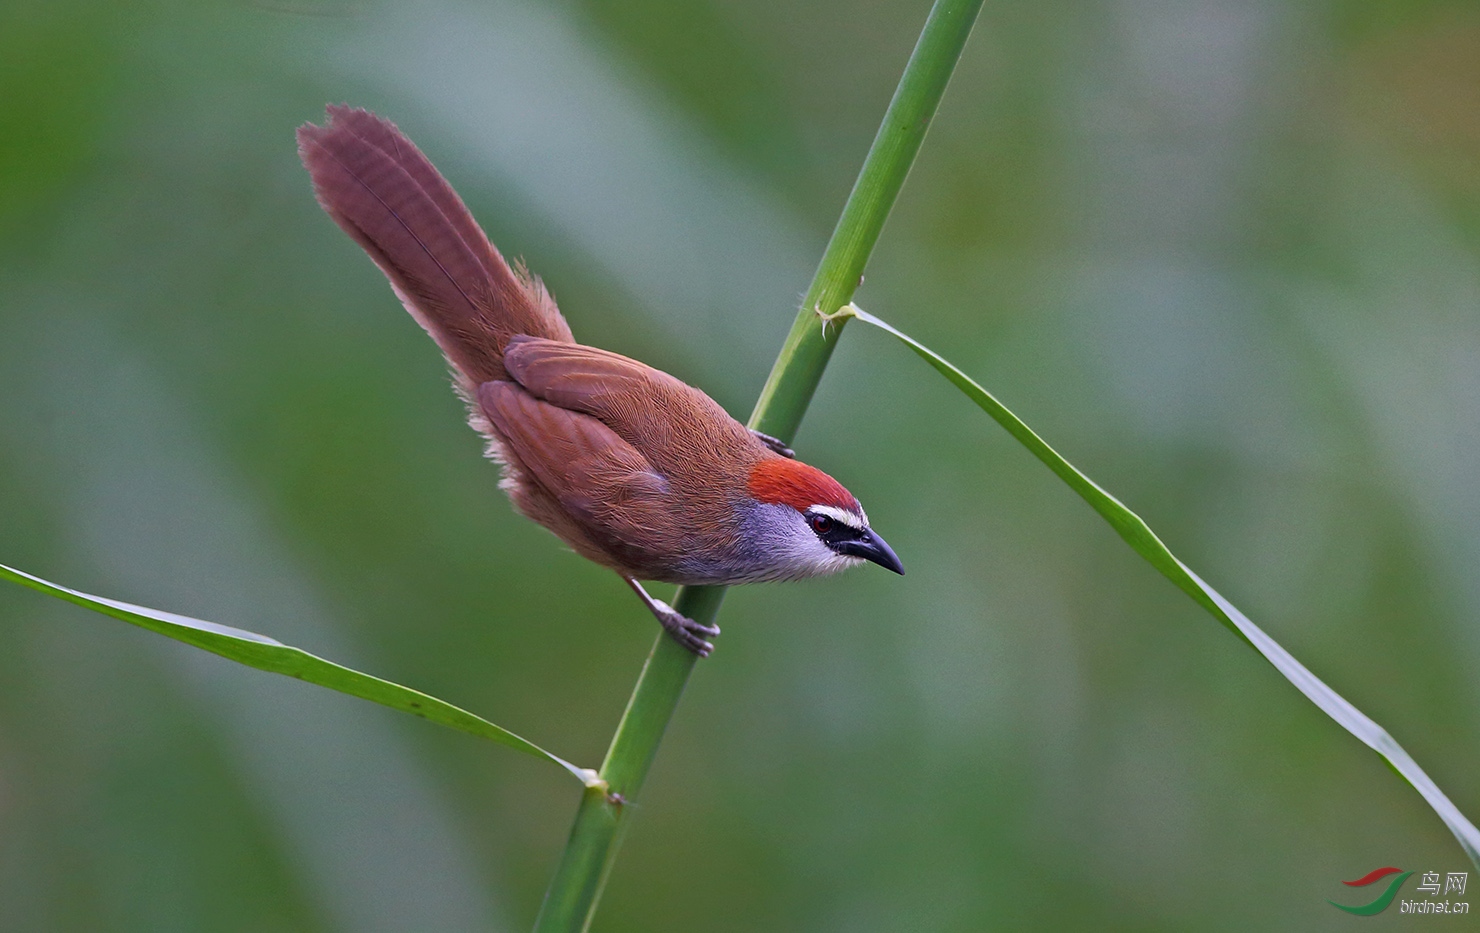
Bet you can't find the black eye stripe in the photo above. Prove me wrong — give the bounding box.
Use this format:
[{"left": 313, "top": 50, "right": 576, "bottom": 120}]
[{"left": 807, "top": 511, "right": 869, "bottom": 552}]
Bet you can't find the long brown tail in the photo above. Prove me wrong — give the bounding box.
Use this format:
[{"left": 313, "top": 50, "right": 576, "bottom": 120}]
[{"left": 297, "top": 106, "right": 573, "bottom": 388}]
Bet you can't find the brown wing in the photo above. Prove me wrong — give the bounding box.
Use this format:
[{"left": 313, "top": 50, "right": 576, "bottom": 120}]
[
  {"left": 477, "top": 381, "right": 679, "bottom": 573},
  {"left": 499, "top": 337, "right": 758, "bottom": 478},
  {"left": 298, "top": 106, "right": 572, "bottom": 388}
]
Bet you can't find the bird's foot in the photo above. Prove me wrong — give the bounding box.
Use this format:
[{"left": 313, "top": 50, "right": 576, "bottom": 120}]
[
  {"left": 653, "top": 600, "right": 721, "bottom": 658},
  {"left": 750, "top": 429, "right": 795, "bottom": 459},
  {"left": 625, "top": 577, "right": 721, "bottom": 657}
]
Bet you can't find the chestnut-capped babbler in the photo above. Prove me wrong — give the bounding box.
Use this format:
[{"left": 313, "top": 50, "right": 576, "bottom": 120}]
[{"left": 297, "top": 106, "right": 902, "bottom": 656}]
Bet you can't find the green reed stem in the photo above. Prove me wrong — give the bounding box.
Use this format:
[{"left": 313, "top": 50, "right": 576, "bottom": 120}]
[{"left": 533, "top": 3, "right": 983, "bottom": 929}]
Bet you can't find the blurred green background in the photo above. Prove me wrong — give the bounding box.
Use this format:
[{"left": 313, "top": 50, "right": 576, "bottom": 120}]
[{"left": 2, "top": 0, "right": 1478, "bottom": 929}]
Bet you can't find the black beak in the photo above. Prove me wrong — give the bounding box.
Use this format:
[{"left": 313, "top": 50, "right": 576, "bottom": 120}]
[{"left": 836, "top": 527, "right": 905, "bottom": 575}]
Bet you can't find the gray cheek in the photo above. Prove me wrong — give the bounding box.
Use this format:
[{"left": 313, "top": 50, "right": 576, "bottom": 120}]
[
  {"left": 740, "top": 502, "right": 809, "bottom": 543},
  {"left": 729, "top": 504, "right": 806, "bottom": 565},
  {"left": 739, "top": 504, "right": 852, "bottom": 577},
  {"left": 659, "top": 503, "right": 805, "bottom": 584}
]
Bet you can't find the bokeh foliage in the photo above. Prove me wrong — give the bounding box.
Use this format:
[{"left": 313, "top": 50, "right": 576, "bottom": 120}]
[{"left": 2, "top": 0, "right": 1478, "bottom": 930}]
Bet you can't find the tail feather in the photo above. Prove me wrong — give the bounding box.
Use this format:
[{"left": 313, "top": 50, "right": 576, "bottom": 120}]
[{"left": 297, "top": 106, "right": 572, "bottom": 388}]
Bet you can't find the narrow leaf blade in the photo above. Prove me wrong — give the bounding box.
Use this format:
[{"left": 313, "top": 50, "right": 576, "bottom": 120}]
[
  {"left": 0, "top": 561, "right": 590, "bottom": 783},
  {"left": 849, "top": 306, "right": 1480, "bottom": 869}
]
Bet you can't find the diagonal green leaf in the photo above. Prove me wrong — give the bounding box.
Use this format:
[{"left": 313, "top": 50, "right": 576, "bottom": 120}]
[
  {"left": 844, "top": 304, "right": 1480, "bottom": 870},
  {"left": 0, "top": 561, "right": 595, "bottom": 785}
]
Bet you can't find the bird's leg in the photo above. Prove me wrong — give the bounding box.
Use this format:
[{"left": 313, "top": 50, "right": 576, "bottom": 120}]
[
  {"left": 624, "top": 577, "right": 720, "bottom": 657},
  {"left": 750, "top": 430, "right": 794, "bottom": 459}
]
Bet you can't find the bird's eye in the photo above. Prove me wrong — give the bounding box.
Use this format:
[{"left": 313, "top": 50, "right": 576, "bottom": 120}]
[{"left": 809, "top": 514, "right": 834, "bottom": 534}]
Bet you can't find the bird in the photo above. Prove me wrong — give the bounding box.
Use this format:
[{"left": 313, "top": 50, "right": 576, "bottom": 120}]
[{"left": 297, "top": 105, "right": 902, "bottom": 656}]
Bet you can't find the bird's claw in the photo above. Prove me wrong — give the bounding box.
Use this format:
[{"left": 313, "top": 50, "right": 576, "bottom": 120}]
[
  {"left": 750, "top": 429, "right": 795, "bottom": 459},
  {"left": 656, "top": 604, "right": 720, "bottom": 657}
]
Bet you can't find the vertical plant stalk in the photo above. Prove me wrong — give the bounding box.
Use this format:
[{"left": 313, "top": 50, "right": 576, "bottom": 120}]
[{"left": 533, "top": 2, "right": 983, "bottom": 929}]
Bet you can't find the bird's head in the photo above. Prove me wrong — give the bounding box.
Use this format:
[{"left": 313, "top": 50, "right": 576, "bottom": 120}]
[{"left": 740, "top": 457, "right": 904, "bottom": 581}]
